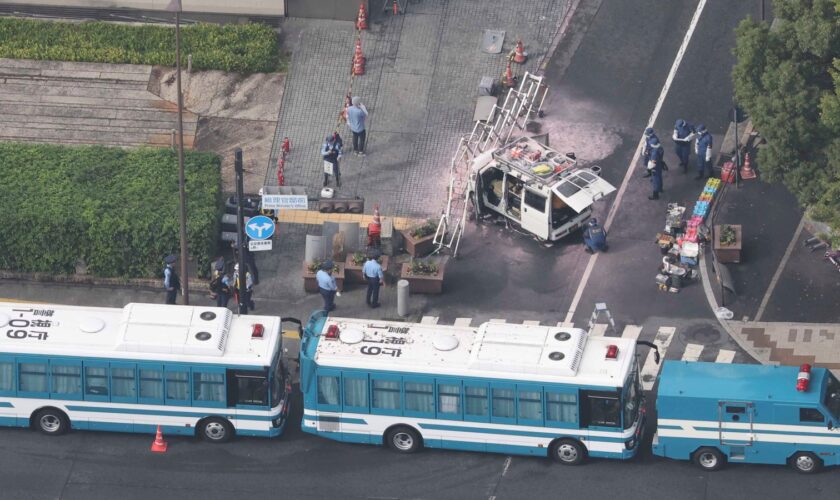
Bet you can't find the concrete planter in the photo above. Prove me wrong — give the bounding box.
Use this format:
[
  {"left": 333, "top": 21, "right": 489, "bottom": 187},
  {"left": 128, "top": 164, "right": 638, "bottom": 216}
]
[
  {"left": 303, "top": 262, "right": 345, "bottom": 293},
  {"left": 713, "top": 225, "right": 742, "bottom": 264},
  {"left": 400, "top": 261, "right": 446, "bottom": 294},
  {"left": 400, "top": 228, "right": 436, "bottom": 257},
  {"left": 345, "top": 255, "right": 389, "bottom": 285}
]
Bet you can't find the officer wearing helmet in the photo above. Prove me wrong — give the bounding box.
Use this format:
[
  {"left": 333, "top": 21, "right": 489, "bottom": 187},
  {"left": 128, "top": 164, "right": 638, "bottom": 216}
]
[
  {"left": 648, "top": 136, "right": 665, "bottom": 200},
  {"left": 694, "top": 124, "right": 713, "bottom": 179},
  {"left": 583, "top": 218, "right": 608, "bottom": 253},
  {"left": 641, "top": 127, "right": 658, "bottom": 178},
  {"left": 672, "top": 119, "right": 695, "bottom": 172}
]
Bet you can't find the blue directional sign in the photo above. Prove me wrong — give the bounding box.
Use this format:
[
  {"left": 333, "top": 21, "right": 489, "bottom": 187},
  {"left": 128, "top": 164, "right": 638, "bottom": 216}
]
[{"left": 245, "top": 215, "right": 275, "bottom": 240}]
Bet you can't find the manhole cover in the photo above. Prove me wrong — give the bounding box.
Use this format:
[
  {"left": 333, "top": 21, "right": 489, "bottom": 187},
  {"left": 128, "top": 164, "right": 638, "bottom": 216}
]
[{"left": 683, "top": 325, "right": 721, "bottom": 343}]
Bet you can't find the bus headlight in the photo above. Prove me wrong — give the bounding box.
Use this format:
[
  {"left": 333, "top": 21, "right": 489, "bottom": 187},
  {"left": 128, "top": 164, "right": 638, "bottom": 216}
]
[
  {"left": 625, "top": 437, "right": 636, "bottom": 450},
  {"left": 273, "top": 416, "right": 284, "bottom": 427}
]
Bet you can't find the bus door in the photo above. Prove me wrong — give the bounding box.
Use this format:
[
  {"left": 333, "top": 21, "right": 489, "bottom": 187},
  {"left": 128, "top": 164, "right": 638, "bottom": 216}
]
[
  {"left": 718, "top": 401, "right": 755, "bottom": 461},
  {"left": 580, "top": 390, "right": 622, "bottom": 442}
]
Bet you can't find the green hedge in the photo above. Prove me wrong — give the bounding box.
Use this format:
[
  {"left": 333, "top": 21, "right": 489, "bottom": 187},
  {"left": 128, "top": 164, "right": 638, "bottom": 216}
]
[
  {"left": 0, "top": 143, "right": 222, "bottom": 279},
  {"left": 0, "top": 18, "right": 281, "bottom": 74}
]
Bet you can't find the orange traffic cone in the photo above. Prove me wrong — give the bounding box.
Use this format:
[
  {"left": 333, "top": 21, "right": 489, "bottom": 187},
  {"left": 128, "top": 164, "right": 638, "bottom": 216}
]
[
  {"left": 513, "top": 40, "right": 527, "bottom": 64},
  {"left": 352, "top": 39, "right": 366, "bottom": 76},
  {"left": 393, "top": 0, "right": 398, "bottom": 15},
  {"left": 356, "top": 3, "right": 368, "bottom": 30},
  {"left": 151, "top": 425, "right": 168, "bottom": 453},
  {"left": 502, "top": 60, "right": 515, "bottom": 88},
  {"left": 277, "top": 157, "right": 285, "bottom": 186},
  {"left": 281, "top": 137, "right": 291, "bottom": 156},
  {"left": 740, "top": 152, "right": 756, "bottom": 180}
]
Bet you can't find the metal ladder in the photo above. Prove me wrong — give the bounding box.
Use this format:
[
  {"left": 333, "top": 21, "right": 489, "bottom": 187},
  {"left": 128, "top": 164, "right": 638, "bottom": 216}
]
[
  {"left": 432, "top": 72, "right": 548, "bottom": 257},
  {"left": 587, "top": 302, "right": 617, "bottom": 336}
]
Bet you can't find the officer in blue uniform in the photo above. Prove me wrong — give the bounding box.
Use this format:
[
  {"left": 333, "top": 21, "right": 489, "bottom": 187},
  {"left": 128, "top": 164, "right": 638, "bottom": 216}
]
[
  {"left": 583, "top": 219, "right": 608, "bottom": 253},
  {"left": 648, "top": 136, "right": 664, "bottom": 200},
  {"left": 672, "top": 119, "right": 695, "bottom": 172},
  {"left": 694, "top": 124, "right": 713, "bottom": 179},
  {"left": 641, "top": 127, "right": 658, "bottom": 178},
  {"left": 163, "top": 255, "right": 180, "bottom": 305}
]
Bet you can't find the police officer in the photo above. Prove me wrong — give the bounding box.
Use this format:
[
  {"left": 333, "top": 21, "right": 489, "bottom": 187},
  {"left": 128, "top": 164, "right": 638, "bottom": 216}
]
[
  {"left": 641, "top": 127, "right": 658, "bottom": 177},
  {"left": 362, "top": 253, "right": 385, "bottom": 308},
  {"left": 233, "top": 264, "right": 255, "bottom": 311},
  {"left": 672, "top": 119, "right": 695, "bottom": 172},
  {"left": 694, "top": 124, "right": 713, "bottom": 179},
  {"left": 648, "top": 136, "right": 664, "bottom": 200},
  {"left": 316, "top": 260, "right": 338, "bottom": 311},
  {"left": 163, "top": 255, "right": 180, "bottom": 305},
  {"left": 583, "top": 219, "right": 608, "bottom": 253},
  {"left": 321, "top": 133, "right": 344, "bottom": 188}
]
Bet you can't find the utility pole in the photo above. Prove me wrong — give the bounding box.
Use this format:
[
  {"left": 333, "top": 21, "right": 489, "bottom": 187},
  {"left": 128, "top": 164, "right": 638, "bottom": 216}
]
[
  {"left": 234, "top": 148, "right": 248, "bottom": 315},
  {"left": 167, "top": 0, "right": 189, "bottom": 304}
]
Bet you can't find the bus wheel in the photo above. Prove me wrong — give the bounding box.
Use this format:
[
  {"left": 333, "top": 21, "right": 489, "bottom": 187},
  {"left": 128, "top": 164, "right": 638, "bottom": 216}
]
[
  {"left": 693, "top": 447, "right": 724, "bottom": 471},
  {"left": 385, "top": 426, "right": 422, "bottom": 454},
  {"left": 550, "top": 439, "right": 586, "bottom": 465},
  {"left": 200, "top": 417, "right": 233, "bottom": 443},
  {"left": 790, "top": 452, "right": 822, "bottom": 474},
  {"left": 33, "top": 408, "right": 69, "bottom": 436}
]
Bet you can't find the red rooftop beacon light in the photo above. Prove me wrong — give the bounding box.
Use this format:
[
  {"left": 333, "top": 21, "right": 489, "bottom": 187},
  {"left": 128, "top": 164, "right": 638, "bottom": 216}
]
[
  {"left": 606, "top": 344, "right": 619, "bottom": 360},
  {"left": 796, "top": 364, "right": 812, "bottom": 392},
  {"left": 251, "top": 323, "right": 265, "bottom": 339},
  {"left": 325, "top": 324, "right": 340, "bottom": 340}
]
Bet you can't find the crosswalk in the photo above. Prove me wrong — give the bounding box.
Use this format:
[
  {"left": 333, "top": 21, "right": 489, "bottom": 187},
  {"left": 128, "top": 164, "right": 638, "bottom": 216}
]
[{"left": 420, "top": 316, "right": 738, "bottom": 391}]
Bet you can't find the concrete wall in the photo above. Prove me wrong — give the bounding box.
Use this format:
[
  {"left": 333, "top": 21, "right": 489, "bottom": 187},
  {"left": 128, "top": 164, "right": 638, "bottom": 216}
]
[{"left": 0, "top": 0, "right": 284, "bottom": 17}]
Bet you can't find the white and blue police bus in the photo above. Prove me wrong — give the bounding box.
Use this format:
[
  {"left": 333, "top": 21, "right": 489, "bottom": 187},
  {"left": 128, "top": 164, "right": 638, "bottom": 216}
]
[
  {"left": 299, "top": 311, "right": 647, "bottom": 464},
  {"left": 0, "top": 302, "right": 293, "bottom": 442}
]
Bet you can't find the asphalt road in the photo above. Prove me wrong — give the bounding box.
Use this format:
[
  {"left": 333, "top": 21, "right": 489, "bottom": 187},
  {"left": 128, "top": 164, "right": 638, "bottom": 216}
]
[{"left": 4, "top": 2, "right": 840, "bottom": 499}]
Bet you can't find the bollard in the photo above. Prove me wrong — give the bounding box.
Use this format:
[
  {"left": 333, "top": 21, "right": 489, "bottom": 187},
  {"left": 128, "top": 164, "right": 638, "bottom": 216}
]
[
  {"left": 187, "top": 54, "right": 192, "bottom": 73},
  {"left": 397, "top": 280, "right": 409, "bottom": 317}
]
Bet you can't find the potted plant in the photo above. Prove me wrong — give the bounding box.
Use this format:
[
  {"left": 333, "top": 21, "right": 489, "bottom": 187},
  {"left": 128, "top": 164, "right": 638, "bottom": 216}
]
[
  {"left": 345, "top": 251, "right": 389, "bottom": 285},
  {"left": 400, "top": 257, "right": 446, "bottom": 294},
  {"left": 303, "top": 258, "right": 345, "bottom": 293},
  {"left": 400, "top": 219, "right": 438, "bottom": 257},
  {"left": 713, "top": 224, "right": 742, "bottom": 264}
]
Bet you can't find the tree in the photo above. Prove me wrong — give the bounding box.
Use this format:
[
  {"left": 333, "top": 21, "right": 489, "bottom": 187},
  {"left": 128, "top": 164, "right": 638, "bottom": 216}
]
[{"left": 733, "top": 0, "right": 840, "bottom": 244}]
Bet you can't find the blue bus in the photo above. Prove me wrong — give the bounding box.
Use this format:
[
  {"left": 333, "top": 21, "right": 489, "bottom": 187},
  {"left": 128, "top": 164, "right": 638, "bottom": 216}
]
[
  {"left": 300, "top": 311, "right": 648, "bottom": 464},
  {"left": 0, "top": 302, "right": 293, "bottom": 442},
  {"left": 653, "top": 361, "right": 840, "bottom": 473}
]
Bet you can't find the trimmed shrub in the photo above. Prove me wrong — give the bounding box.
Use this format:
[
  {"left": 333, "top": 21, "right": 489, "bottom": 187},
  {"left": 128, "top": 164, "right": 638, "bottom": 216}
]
[
  {"left": 0, "top": 143, "right": 221, "bottom": 278},
  {"left": 0, "top": 18, "right": 282, "bottom": 74}
]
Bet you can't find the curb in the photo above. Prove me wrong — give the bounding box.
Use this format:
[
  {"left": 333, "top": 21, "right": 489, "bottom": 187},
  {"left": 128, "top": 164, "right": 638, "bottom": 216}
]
[{"left": 0, "top": 271, "right": 208, "bottom": 292}]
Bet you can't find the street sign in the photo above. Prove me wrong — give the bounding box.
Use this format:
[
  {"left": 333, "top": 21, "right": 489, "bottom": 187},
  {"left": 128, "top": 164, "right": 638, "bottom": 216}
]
[
  {"left": 262, "top": 194, "right": 308, "bottom": 210},
  {"left": 245, "top": 215, "right": 275, "bottom": 240},
  {"left": 249, "top": 239, "right": 273, "bottom": 252}
]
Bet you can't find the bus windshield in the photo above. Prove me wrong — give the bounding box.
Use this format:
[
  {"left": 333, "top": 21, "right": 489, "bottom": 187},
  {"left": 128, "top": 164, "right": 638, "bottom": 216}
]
[
  {"left": 623, "top": 366, "right": 642, "bottom": 429},
  {"left": 823, "top": 373, "right": 840, "bottom": 421}
]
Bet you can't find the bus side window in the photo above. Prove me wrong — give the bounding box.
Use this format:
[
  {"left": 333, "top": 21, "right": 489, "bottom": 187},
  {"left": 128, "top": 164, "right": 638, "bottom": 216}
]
[
  {"left": 0, "top": 357, "right": 16, "bottom": 395},
  {"left": 581, "top": 390, "right": 621, "bottom": 428},
  {"left": 233, "top": 371, "right": 268, "bottom": 407},
  {"left": 317, "top": 375, "right": 340, "bottom": 406},
  {"left": 800, "top": 408, "right": 825, "bottom": 424},
  {"left": 465, "top": 386, "right": 489, "bottom": 421},
  {"left": 437, "top": 383, "right": 462, "bottom": 419},
  {"left": 546, "top": 391, "right": 578, "bottom": 425},
  {"left": 343, "top": 376, "right": 369, "bottom": 411}
]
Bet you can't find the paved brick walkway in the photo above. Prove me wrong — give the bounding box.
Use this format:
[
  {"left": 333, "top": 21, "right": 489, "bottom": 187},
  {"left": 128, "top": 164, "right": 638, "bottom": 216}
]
[
  {"left": 267, "top": 0, "right": 567, "bottom": 218},
  {"left": 731, "top": 321, "right": 840, "bottom": 372}
]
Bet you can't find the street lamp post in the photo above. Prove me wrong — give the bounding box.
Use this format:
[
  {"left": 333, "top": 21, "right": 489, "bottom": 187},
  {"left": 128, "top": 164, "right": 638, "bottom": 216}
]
[{"left": 166, "top": 0, "right": 190, "bottom": 304}]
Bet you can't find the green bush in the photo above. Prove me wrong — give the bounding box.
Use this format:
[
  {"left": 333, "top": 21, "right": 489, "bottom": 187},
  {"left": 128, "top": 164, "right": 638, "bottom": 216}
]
[
  {"left": 0, "top": 143, "right": 222, "bottom": 278},
  {"left": 0, "top": 18, "right": 282, "bottom": 74}
]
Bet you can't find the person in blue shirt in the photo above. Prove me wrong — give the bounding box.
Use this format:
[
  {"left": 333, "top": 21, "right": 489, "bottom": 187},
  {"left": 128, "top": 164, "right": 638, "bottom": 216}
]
[
  {"left": 641, "top": 127, "right": 658, "bottom": 178},
  {"left": 694, "top": 124, "right": 713, "bottom": 180},
  {"left": 648, "top": 136, "right": 664, "bottom": 200},
  {"left": 347, "top": 96, "right": 369, "bottom": 156},
  {"left": 362, "top": 253, "right": 385, "bottom": 308},
  {"left": 672, "top": 119, "right": 695, "bottom": 172},
  {"left": 582, "top": 219, "right": 608, "bottom": 253},
  {"left": 316, "top": 260, "right": 338, "bottom": 311},
  {"left": 163, "top": 254, "right": 180, "bottom": 304},
  {"left": 233, "top": 263, "right": 255, "bottom": 311},
  {"left": 321, "top": 133, "right": 344, "bottom": 188}
]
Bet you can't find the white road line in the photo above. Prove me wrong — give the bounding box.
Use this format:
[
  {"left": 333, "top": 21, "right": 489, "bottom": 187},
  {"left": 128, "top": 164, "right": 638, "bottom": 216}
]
[
  {"left": 454, "top": 317, "right": 473, "bottom": 327},
  {"left": 562, "top": 0, "right": 708, "bottom": 325},
  {"left": 523, "top": 320, "right": 541, "bottom": 326},
  {"left": 755, "top": 215, "right": 805, "bottom": 322},
  {"left": 556, "top": 321, "right": 574, "bottom": 328},
  {"left": 420, "top": 316, "right": 439, "bottom": 325},
  {"left": 715, "top": 349, "right": 736, "bottom": 364},
  {"left": 682, "top": 343, "right": 704, "bottom": 362},
  {"left": 489, "top": 319, "right": 506, "bottom": 323},
  {"left": 641, "top": 327, "right": 676, "bottom": 391},
  {"left": 589, "top": 324, "right": 608, "bottom": 337},
  {"left": 621, "top": 325, "right": 642, "bottom": 340}
]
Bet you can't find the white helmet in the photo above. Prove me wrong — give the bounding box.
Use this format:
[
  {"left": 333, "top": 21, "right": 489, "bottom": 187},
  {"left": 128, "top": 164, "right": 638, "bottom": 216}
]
[{"left": 234, "top": 263, "right": 239, "bottom": 272}]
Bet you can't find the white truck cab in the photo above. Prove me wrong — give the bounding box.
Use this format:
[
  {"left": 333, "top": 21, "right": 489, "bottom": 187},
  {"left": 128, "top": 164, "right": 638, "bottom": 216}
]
[{"left": 470, "top": 137, "right": 616, "bottom": 242}]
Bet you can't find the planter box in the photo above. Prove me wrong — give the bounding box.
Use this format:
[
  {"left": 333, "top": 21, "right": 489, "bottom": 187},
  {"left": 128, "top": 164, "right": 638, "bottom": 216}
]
[
  {"left": 345, "top": 255, "right": 390, "bottom": 285},
  {"left": 713, "top": 225, "right": 742, "bottom": 264},
  {"left": 400, "top": 228, "right": 436, "bottom": 257},
  {"left": 400, "top": 261, "right": 445, "bottom": 294},
  {"left": 303, "top": 262, "right": 345, "bottom": 293}
]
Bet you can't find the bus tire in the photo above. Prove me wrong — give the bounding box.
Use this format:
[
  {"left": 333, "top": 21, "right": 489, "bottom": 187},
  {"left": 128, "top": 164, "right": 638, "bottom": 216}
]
[
  {"left": 549, "top": 438, "right": 586, "bottom": 465},
  {"left": 32, "top": 408, "right": 69, "bottom": 436},
  {"left": 199, "top": 417, "right": 234, "bottom": 443},
  {"left": 790, "top": 451, "right": 822, "bottom": 474},
  {"left": 385, "top": 425, "right": 422, "bottom": 454},
  {"left": 693, "top": 447, "right": 725, "bottom": 471}
]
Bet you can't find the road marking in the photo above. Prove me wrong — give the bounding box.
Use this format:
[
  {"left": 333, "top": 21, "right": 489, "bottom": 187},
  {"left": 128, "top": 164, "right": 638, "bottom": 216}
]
[
  {"left": 523, "top": 320, "right": 541, "bottom": 326},
  {"left": 715, "top": 349, "right": 736, "bottom": 364},
  {"left": 563, "top": 0, "right": 708, "bottom": 325},
  {"left": 454, "top": 317, "right": 473, "bottom": 327},
  {"left": 589, "top": 324, "right": 608, "bottom": 337},
  {"left": 556, "top": 321, "right": 574, "bottom": 328},
  {"left": 682, "top": 343, "right": 704, "bottom": 362},
  {"left": 621, "top": 325, "right": 642, "bottom": 340},
  {"left": 755, "top": 215, "right": 805, "bottom": 322},
  {"left": 489, "top": 319, "right": 506, "bottom": 323},
  {"left": 420, "top": 316, "right": 439, "bottom": 325},
  {"left": 0, "top": 298, "right": 44, "bottom": 303},
  {"left": 641, "top": 327, "right": 676, "bottom": 391}
]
